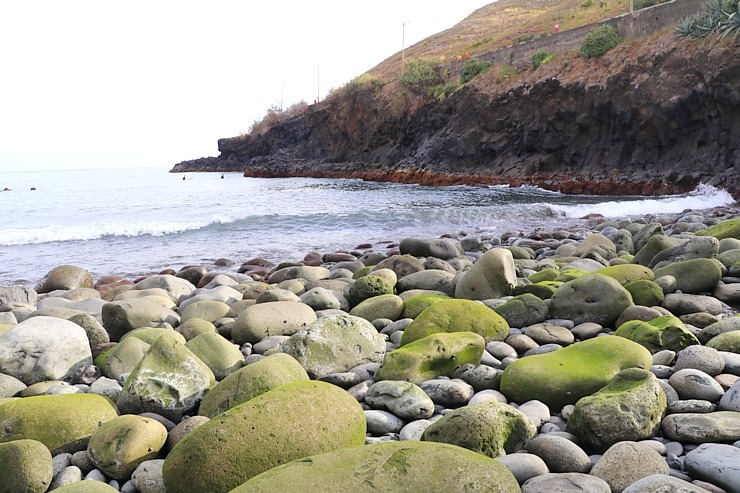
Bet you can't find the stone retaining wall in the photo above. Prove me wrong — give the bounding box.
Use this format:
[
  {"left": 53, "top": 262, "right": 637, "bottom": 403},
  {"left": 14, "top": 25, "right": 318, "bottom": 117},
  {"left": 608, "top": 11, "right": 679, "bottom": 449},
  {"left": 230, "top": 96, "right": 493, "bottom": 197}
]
[{"left": 447, "top": 0, "right": 706, "bottom": 74}]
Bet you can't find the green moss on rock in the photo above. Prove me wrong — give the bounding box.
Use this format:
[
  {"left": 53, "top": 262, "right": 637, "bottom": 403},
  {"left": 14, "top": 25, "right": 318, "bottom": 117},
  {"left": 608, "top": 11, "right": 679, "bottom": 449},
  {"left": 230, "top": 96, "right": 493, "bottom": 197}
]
[
  {"left": 375, "top": 332, "right": 485, "bottom": 384},
  {"left": 0, "top": 439, "right": 52, "bottom": 493},
  {"left": 615, "top": 315, "right": 700, "bottom": 353},
  {"left": 0, "top": 394, "right": 118, "bottom": 454},
  {"left": 624, "top": 279, "right": 665, "bottom": 306},
  {"left": 706, "top": 330, "right": 740, "bottom": 352},
  {"left": 400, "top": 299, "right": 509, "bottom": 346},
  {"left": 500, "top": 335, "right": 652, "bottom": 409},
  {"left": 229, "top": 441, "right": 520, "bottom": 493},
  {"left": 421, "top": 401, "right": 536, "bottom": 458},
  {"left": 199, "top": 353, "right": 309, "bottom": 418},
  {"left": 594, "top": 264, "right": 654, "bottom": 285},
  {"left": 163, "top": 380, "right": 366, "bottom": 493},
  {"left": 704, "top": 218, "right": 740, "bottom": 240},
  {"left": 401, "top": 294, "right": 450, "bottom": 319}
]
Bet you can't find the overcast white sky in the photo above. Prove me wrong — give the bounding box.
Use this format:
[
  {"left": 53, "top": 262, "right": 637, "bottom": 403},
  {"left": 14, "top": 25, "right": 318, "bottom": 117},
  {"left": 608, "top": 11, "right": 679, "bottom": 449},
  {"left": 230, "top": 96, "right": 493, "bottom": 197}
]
[{"left": 0, "top": 1, "right": 493, "bottom": 172}]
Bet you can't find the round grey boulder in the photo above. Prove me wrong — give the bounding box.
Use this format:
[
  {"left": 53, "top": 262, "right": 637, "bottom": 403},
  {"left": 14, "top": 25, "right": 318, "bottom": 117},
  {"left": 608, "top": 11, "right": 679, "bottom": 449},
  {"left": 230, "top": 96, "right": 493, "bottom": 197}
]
[
  {"left": 521, "top": 473, "right": 610, "bottom": 493},
  {"left": 590, "top": 441, "right": 669, "bottom": 493},
  {"left": 365, "top": 380, "right": 435, "bottom": 420}
]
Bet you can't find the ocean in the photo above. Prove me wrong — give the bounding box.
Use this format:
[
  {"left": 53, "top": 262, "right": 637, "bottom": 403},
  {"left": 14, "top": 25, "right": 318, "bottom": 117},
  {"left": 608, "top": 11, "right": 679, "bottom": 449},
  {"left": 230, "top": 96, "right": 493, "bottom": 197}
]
[{"left": 0, "top": 167, "right": 735, "bottom": 286}]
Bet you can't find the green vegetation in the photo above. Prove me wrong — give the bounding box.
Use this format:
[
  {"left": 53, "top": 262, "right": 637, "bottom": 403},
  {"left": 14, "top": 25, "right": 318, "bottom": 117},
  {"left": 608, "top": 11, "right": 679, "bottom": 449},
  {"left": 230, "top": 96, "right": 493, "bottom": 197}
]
[
  {"left": 344, "top": 73, "right": 387, "bottom": 94},
  {"left": 531, "top": 50, "right": 555, "bottom": 68},
  {"left": 468, "top": 36, "right": 495, "bottom": 49},
  {"left": 399, "top": 58, "right": 443, "bottom": 94},
  {"left": 433, "top": 83, "right": 461, "bottom": 101},
  {"left": 460, "top": 57, "right": 492, "bottom": 83},
  {"left": 580, "top": 24, "right": 622, "bottom": 57},
  {"left": 676, "top": 0, "right": 740, "bottom": 39},
  {"left": 248, "top": 100, "right": 309, "bottom": 135},
  {"left": 581, "top": 0, "right": 594, "bottom": 8},
  {"left": 497, "top": 65, "right": 518, "bottom": 82}
]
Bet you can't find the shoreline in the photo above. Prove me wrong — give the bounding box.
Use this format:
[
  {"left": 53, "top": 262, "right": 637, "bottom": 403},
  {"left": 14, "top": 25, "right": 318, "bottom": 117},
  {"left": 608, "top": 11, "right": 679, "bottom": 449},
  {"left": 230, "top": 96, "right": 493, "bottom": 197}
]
[{"left": 2, "top": 203, "right": 740, "bottom": 491}]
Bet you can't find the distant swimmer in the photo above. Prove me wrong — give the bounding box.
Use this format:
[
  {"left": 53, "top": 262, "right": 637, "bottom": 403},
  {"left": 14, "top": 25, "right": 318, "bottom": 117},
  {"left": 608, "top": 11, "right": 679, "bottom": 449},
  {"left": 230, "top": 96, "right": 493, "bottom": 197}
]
[
  {"left": 2, "top": 187, "right": 10, "bottom": 191},
  {"left": 221, "top": 174, "right": 224, "bottom": 179},
  {"left": 30, "top": 187, "right": 36, "bottom": 191},
  {"left": 183, "top": 175, "right": 186, "bottom": 181}
]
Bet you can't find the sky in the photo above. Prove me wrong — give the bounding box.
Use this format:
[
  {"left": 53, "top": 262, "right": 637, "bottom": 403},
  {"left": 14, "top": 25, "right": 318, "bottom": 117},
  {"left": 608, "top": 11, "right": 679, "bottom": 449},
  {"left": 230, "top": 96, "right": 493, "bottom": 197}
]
[{"left": 0, "top": 1, "right": 494, "bottom": 172}]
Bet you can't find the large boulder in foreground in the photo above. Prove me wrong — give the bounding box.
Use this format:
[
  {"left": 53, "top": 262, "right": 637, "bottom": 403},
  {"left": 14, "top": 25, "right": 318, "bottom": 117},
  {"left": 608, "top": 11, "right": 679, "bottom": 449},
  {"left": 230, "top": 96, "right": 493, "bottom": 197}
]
[
  {"left": 401, "top": 299, "right": 509, "bottom": 346},
  {"left": 653, "top": 258, "right": 723, "bottom": 294},
  {"left": 375, "top": 332, "right": 485, "bottom": 384},
  {"left": 0, "top": 394, "right": 118, "bottom": 454},
  {"left": 421, "top": 401, "right": 536, "bottom": 458},
  {"left": 0, "top": 439, "right": 53, "bottom": 493},
  {"left": 198, "top": 353, "right": 309, "bottom": 418},
  {"left": 230, "top": 441, "right": 520, "bottom": 493},
  {"left": 500, "top": 335, "right": 652, "bottom": 409},
  {"left": 454, "top": 248, "right": 516, "bottom": 300},
  {"left": 567, "top": 368, "right": 667, "bottom": 453},
  {"left": 231, "top": 301, "right": 317, "bottom": 345},
  {"left": 0, "top": 316, "right": 93, "bottom": 385},
  {"left": 162, "top": 380, "right": 366, "bottom": 493},
  {"left": 549, "top": 274, "right": 634, "bottom": 327},
  {"left": 278, "top": 315, "right": 385, "bottom": 379}
]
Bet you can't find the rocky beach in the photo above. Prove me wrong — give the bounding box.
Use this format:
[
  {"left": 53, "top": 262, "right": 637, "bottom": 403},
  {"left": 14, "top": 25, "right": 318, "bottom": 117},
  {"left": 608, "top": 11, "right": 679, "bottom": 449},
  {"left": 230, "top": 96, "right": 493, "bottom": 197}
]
[{"left": 2, "top": 204, "right": 740, "bottom": 492}]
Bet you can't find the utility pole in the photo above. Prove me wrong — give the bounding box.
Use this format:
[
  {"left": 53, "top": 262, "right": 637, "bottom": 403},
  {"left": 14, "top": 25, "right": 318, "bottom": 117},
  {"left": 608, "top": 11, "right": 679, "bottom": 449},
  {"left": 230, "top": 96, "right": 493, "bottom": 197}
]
[
  {"left": 402, "top": 21, "right": 411, "bottom": 76},
  {"left": 317, "top": 65, "right": 320, "bottom": 103}
]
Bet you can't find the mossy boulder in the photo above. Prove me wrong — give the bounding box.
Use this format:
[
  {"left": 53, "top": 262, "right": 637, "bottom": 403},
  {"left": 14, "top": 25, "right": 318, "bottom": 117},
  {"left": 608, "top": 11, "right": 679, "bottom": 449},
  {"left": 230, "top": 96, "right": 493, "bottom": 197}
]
[
  {"left": 278, "top": 314, "right": 385, "bottom": 378},
  {"left": 180, "top": 300, "right": 233, "bottom": 323},
  {"left": 95, "top": 336, "right": 150, "bottom": 381},
  {"left": 116, "top": 337, "right": 215, "bottom": 421},
  {"left": 500, "top": 335, "right": 652, "bottom": 409},
  {"left": 401, "top": 294, "right": 450, "bottom": 319},
  {"left": 198, "top": 353, "right": 309, "bottom": 418},
  {"left": 162, "top": 380, "right": 366, "bottom": 493},
  {"left": 229, "top": 441, "right": 520, "bottom": 493},
  {"left": 185, "top": 332, "right": 244, "bottom": 380},
  {"left": 454, "top": 248, "right": 516, "bottom": 300},
  {"left": 513, "top": 282, "right": 560, "bottom": 300},
  {"left": 375, "top": 332, "right": 485, "bottom": 384},
  {"left": 102, "top": 298, "right": 181, "bottom": 341},
  {"left": 697, "top": 315, "right": 740, "bottom": 343},
  {"left": 178, "top": 318, "right": 218, "bottom": 340},
  {"left": 347, "top": 275, "right": 396, "bottom": 307},
  {"left": 400, "top": 299, "right": 509, "bottom": 346},
  {"left": 594, "top": 264, "right": 654, "bottom": 285},
  {"left": 35, "top": 264, "right": 93, "bottom": 293},
  {"left": 624, "top": 280, "right": 664, "bottom": 306},
  {"left": 527, "top": 268, "right": 560, "bottom": 283},
  {"left": 87, "top": 414, "right": 168, "bottom": 481},
  {"left": 0, "top": 439, "right": 52, "bottom": 493},
  {"left": 653, "top": 258, "right": 723, "bottom": 294},
  {"left": 51, "top": 482, "right": 120, "bottom": 493},
  {"left": 421, "top": 401, "right": 536, "bottom": 458},
  {"left": 704, "top": 217, "right": 740, "bottom": 240},
  {"left": 0, "top": 394, "right": 118, "bottom": 454},
  {"left": 615, "top": 315, "right": 700, "bottom": 353},
  {"left": 231, "top": 301, "right": 317, "bottom": 345},
  {"left": 349, "top": 293, "right": 404, "bottom": 322},
  {"left": 549, "top": 274, "right": 634, "bottom": 327},
  {"left": 122, "top": 326, "right": 186, "bottom": 345},
  {"left": 493, "top": 293, "right": 549, "bottom": 328},
  {"left": 554, "top": 269, "right": 590, "bottom": 282},
  {"left": 706, "top": 331, "right": 740, "bottom": 352},
  {"left": 567, "top": 368, "right": 667, "bottom": 453},
  {"left": 633, "top": 234, "right": 679, "bottom": 266}
]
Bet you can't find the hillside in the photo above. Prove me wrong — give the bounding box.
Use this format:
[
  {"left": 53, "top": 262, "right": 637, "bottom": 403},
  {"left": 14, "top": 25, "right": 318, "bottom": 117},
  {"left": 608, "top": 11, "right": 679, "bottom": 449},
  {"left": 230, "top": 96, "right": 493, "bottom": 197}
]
[{"left": 172, "top": 1, "right": 740, "bottom": 197}]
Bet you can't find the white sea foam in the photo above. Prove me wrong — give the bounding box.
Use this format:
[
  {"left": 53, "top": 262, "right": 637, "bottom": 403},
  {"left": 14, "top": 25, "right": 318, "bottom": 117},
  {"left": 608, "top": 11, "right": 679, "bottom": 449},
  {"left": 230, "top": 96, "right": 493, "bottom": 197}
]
[
  {"left": 546, "top": 184, "right": 735, "bottom": 219},
  {"left": 0, "top": 215, "right": 235, "bottom": 246}
]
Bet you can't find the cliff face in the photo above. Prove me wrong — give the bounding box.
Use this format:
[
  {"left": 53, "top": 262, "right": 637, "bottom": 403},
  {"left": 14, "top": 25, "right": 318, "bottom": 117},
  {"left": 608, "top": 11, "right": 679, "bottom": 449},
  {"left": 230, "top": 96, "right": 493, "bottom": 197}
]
[{"left": 172, "top": 34, "right": 740, "bottom": 196}]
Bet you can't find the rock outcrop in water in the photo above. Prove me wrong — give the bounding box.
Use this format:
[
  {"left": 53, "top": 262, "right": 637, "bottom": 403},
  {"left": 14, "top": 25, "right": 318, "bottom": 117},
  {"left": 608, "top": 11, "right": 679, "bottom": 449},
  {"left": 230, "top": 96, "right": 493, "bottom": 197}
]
[{"left": 172, "top": 32, "right": 740, "bottom": 197}]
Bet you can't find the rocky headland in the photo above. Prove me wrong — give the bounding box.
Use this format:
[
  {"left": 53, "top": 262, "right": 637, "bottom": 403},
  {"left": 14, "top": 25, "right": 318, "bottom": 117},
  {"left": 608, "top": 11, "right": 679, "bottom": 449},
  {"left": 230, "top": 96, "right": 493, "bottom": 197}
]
[
  {"left": 172, "top": 30, "right": 740, "bottom": 196},
  {"left": 2, "top": 206, "right": 740, "bottom": 491}
]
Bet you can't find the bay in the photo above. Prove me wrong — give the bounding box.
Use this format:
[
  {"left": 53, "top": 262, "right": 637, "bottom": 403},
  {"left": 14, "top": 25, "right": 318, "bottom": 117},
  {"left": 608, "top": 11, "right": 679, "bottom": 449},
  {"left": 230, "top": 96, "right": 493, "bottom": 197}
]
[{"left": 0, "top": 166, "right": 733, "bottom": 286}]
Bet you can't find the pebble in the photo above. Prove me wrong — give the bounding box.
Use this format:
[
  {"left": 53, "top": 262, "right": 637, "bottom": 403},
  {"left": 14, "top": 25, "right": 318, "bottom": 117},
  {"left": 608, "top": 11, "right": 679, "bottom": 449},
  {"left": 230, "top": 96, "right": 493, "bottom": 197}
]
[
  {"left": 674, "top": 346, "right": 726, "bottom": 376},
  {"left": 419, "top": 378, "right": 474, "bottom": 407},
  {"left": 521, "top": 472, "right": 610, "bottom": 493},
  {"left": 495, "top": 453, "right": 550, "bottom": 484},
  {"left": 525, "top": 435, "right": 592, "bottom": 474},
  {"left": 364, "top": 410, "right": 405, "bottom": 435},
  {"left": 468, "top": 389, "right": 508, "bottom": 405},
  {"left": 685, "top": 443, "right": 740, "bottom": 493}
]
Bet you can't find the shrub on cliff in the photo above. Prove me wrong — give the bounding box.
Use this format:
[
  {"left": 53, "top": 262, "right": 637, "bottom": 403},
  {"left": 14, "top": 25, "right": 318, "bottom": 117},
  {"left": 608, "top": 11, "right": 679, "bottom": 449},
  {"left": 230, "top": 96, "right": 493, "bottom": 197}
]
[
  {"left": 248, "top": 101, "right": 309, "bottom": 136},
  {"left": 400, "top": 58, "right": 442, "bottom": 95},
  {"left": 460, "top": 57, "right": 491, "bottom": 84},
  {"left": 531, "top": 50, "right": 554, "bottom": 68},
  {"left": 580, "top": 24, "right": 621, "bottom": 58}
]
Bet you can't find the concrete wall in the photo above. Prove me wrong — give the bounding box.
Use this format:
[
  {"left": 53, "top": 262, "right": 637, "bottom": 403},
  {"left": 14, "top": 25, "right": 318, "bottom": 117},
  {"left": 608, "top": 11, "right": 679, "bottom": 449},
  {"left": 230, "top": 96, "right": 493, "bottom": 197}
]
[{"left": 447, "top": 0, "right": 706, "bottom": 74}]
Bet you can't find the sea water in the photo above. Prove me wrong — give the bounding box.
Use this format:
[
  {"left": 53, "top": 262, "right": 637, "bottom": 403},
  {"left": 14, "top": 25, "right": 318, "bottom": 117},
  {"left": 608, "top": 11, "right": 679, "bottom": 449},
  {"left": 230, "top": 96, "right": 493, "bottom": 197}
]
[{"left": 0, "top": 167, "right": 734, "bottom": 286}]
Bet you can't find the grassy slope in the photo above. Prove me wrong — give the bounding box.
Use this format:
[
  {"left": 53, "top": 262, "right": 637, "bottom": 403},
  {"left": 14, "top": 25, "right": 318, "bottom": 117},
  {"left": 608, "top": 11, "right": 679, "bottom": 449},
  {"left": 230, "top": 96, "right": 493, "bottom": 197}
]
[{"left": 368, "top": 0, "right": 635, "bottom": 81}]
